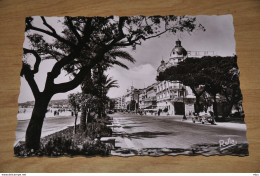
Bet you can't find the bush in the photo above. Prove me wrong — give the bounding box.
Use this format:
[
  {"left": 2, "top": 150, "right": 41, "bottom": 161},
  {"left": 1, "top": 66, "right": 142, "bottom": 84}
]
[
  {"left": 85, "top": 122, "right": 112, "bottom": 140},
  {"left": 14, "top": 125, "right": 112, "bottom": 157},
  {"left": 43, "top": 136, "right": 80, "bottom": 156},
  {"left": 82, "top": 140, "right": 110, "bottom": 156}
]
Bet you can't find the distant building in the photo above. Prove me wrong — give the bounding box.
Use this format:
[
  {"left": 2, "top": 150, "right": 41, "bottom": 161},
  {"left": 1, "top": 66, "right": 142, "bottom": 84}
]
[
  {"left": 115, "top": 86, "right": 141, "bottom": 111},
  {"left": 114, "top": 39, "right": 215, "bottom": 116},
  {"left": 114, "top": 96, "right": 126, "bottom": 110},
  {"left": 156, "top": 40, "right": 215, "bottom": 116},
  {"left": 138, "top": 89, "right": 146, "bottom": 109},
  {"left": 143, "top": 83, "right": 157, "bottom": 110}
]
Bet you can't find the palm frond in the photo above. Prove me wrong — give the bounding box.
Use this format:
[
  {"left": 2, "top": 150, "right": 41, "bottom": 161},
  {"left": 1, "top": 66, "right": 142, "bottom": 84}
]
[
  {"left": 109, "top": 50, "right": 135, "bottom": 63},
  {"left": 105, "top": 76, "right": 119, "bottom": 89},
  {"left": 112, "top": 60, "right": 129, "bottom": 70}
]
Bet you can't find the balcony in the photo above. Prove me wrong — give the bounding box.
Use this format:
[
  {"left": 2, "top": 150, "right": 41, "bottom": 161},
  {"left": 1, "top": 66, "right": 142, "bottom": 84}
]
[{"left": 144, "top": 97, "right": 157, "bottom": 102}]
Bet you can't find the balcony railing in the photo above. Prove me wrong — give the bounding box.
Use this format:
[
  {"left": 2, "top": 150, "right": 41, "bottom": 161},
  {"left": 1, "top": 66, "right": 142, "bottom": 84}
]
[{"left": 187, "top": 51, "right": 215, "bottom": 57}]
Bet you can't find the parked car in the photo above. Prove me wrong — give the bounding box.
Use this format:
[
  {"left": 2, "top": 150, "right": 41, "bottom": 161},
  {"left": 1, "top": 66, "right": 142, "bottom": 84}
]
[
  {"left": 107, "top": 110, "right": 114, "bottom": 114},
  {"left": 192, "top": 113, "right": 216, "bottom": 125}
]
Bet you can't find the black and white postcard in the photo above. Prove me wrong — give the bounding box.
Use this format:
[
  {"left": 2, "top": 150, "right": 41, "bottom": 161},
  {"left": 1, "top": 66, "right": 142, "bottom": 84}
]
[{"left": 15, "top": 15, "right": 248, "bottom": 157}]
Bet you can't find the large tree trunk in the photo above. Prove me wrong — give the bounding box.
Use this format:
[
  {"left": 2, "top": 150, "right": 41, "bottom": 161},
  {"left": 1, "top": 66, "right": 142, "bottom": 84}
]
[
  {"left": 80, "top": 105, "right": 87, "bottom": 131},
  {"left": 98, "top": 107, "right": 102, "bottom": 119},
  {"left": 223, "top": 103, "right": 233, "bottom": 118},
  {"left": 213, "top": 94, "right": 218, "bottom": 118},
  {"left": 97, "top": 100, "right": 104, "bottom": 119},
  {"left": 25, "top": 93, "right": 52, "bottom": 150},
  {"left": 74, "top": 111, "right": 78, "bottom": 134},
  {"left": 190, "top": 86, "right": 205, "bottom": 114},
  {"left": 194, "top": 95, "right": 200, "bottom": 114}
]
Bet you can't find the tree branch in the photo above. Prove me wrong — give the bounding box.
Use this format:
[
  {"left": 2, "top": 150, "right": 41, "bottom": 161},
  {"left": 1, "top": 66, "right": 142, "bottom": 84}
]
[
  {"left": 112, "top": 17, "right": 127, "bottom": 44},
  {"left": 190, "top": 86, "right": 206, "bottom": 97},
  {"left": 41, "top": 16, "right": 57, "bottom": 34},
  {"left": 65, "top": 17, "right": 82, "bottom": 42},
  {"left": 114, "top": 35, "right": 146, "bottom": 46},
  {"left": 24, "top": 73, "right": 41, "bottom": 99},
  {"left": 53, "top": 66, "right": 90, "bottom": 93},
  {"left": 114, "top": 29, "right": 169, "bottom": 47},
  {"left": 43, "top": 50, "right": 81, "bottom": 91},
  {"left": 26, "top": 19, "right": 76, "bottom": 47},
  {"left": 43, "top": 18, "right": 95, "bottom": 92},
  {"left": 23, "top": 48, "right": 41, "bottom": 74},
  {"left": 52, "top": 46, "right": 111, "bottom": 94},
  {"left": 81, "top": 18, "right": 93, "bottom": 42},
  {"left": 114, "top": 25, "right": 181, "bottom": 47},
  {"left": 21, "top": 48, "right": 42, "bottom": 98}
]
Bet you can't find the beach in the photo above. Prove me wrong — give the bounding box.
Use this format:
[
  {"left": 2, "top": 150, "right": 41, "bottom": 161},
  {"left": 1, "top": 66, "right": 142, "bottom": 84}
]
[{"left": 15, "top": 114, "right": 80, "bottom": 146}]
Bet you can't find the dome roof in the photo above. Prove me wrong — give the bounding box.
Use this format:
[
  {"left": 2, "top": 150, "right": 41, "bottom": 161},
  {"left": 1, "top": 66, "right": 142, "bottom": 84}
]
[
  {"left": 171, "top": 40, "right": 187, "bottom": 56},
  {"left": 157, "top": 59, "right": 166, "bottom": 72}
]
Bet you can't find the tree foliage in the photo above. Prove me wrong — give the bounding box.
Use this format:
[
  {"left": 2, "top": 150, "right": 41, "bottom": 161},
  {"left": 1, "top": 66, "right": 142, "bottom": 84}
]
[
  {"left": 22, "top": 15, "right": 204, "bottom": 97},
  {"left": 157, "top": 55, "right": 242, "bottom": 117},
  {"left": 21, "top": 15, "right": 204, "bottom": 150}
]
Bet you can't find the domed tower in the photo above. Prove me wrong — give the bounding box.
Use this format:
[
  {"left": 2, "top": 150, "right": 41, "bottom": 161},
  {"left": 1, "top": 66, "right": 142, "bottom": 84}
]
[
  {"left": 157, "top": 59, "right": 166, "bottom": 75},
  {"left": 171, "top": 39, "right": 187, "bottom": 57},
  {"left": 167, "top": 39, "right": 187, "bottom": 67}
]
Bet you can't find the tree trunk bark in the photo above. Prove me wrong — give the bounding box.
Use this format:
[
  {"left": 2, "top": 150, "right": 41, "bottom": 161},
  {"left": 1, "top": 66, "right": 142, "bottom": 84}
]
[
  {"left": 97, "top": 104, "right": 103, "bottom": 119},
  {"left": 80, "top": 105, "right": 87, "bottom": 131},
  {"left": 213, "top": 94, "right": 218, "bottom": 118},
  {"left": 195, "top": 95, "right": 200, "bottom": 113},
  {"left": 98, "top": 108, "right": 102, "bottom": 119},
  {"left": 74, "top": 111, "right": 78, "bottom": 134},
  {"left": 223, "top": 103, "right": 233, "bottom": 118},
  {"left": 25, "top": 94, "right": 52, "bottom": 150}
]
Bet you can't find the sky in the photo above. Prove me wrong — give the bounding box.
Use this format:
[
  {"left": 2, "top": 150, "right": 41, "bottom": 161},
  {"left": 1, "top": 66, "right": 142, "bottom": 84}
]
[{"left": 18, "top": 15, "right": 236, "bottom": 103}]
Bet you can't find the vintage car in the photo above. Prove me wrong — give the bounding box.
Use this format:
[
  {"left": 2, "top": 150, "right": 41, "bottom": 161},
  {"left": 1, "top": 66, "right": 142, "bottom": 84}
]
[
  {"left": 107, "top": 110, "right": 114, "bottom": 114},
  {"left": 192, "top": 113, "right": 216, "bottom": 125}
]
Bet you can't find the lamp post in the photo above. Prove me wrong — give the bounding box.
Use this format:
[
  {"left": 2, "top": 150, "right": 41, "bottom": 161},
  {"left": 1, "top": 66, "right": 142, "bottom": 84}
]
[
  {"left": 204, "top": 96, "right": 208, "bottom": 113},
  {"left": 181, "top": 86, "right": 187, "bottom": 120}
]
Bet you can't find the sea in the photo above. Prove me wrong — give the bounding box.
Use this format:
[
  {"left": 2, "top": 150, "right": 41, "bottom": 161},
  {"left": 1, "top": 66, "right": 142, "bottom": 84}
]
[{"left": 17, "top": 107, "right": 73, "bottom": 120}]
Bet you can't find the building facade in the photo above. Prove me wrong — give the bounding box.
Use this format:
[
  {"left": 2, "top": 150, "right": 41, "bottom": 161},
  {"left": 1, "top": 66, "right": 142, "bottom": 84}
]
[
  {"left": 114, "top": 96, "right": 126, "bottom": 110},
  {"left": 144, "top": 83, "right": 157, "bottom": 109},
  {"left": 114, "top": 39, "right": 215, "bottom": 116},
  {"left": 156, "top": 40, "right": 195, "bottom": 116}
]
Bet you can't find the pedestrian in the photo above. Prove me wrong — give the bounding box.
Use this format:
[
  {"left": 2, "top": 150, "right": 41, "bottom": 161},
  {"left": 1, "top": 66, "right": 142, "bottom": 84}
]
[{"left": 189, "top": 111, "right": 192, "bottom": 119}]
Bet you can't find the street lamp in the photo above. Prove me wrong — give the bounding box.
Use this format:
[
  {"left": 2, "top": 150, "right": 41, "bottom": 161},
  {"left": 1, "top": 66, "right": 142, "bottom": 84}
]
[
  {"left": 204, "top": 96, "right": 208, "bottom": 113},
  {"left": 181, "top": 86, "right": 187, "bottom": 120}
]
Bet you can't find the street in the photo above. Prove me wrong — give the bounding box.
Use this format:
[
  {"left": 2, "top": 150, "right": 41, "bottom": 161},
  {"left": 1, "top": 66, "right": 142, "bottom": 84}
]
[
  {"left": 15, "top": 112, "right": 248, "bottom": 156},
  {"left": 110, "top": 113, "right": 248, "bottom": 156}
]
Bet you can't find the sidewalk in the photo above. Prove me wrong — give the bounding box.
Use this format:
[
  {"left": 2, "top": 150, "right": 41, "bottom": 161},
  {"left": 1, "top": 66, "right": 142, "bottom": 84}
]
[
  {"left": 155, "top": 114, "right": 247, "bottom": 131},
  {"left": 118, "top": 113, "right": 247, "bottom": 131}
]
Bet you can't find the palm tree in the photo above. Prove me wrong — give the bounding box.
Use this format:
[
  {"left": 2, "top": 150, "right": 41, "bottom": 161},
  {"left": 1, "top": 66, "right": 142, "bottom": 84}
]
[
  {"left": 68, "top": 93, "right": 81, "bottom": 134},
  {"left": 81, "top": 48, "right": 135, "bottom": 93},
  {"left": 97, "top": 75, "right": 119, "bottom": 118},
  {"left": 79, "top": 48, "right": 135, "bottom": 131}
]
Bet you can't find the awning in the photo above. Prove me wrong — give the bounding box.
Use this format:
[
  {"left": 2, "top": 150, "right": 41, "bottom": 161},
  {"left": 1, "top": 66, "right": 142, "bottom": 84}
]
[{"left": 144, "top": 105, "right": 157, "bottom": 109}]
